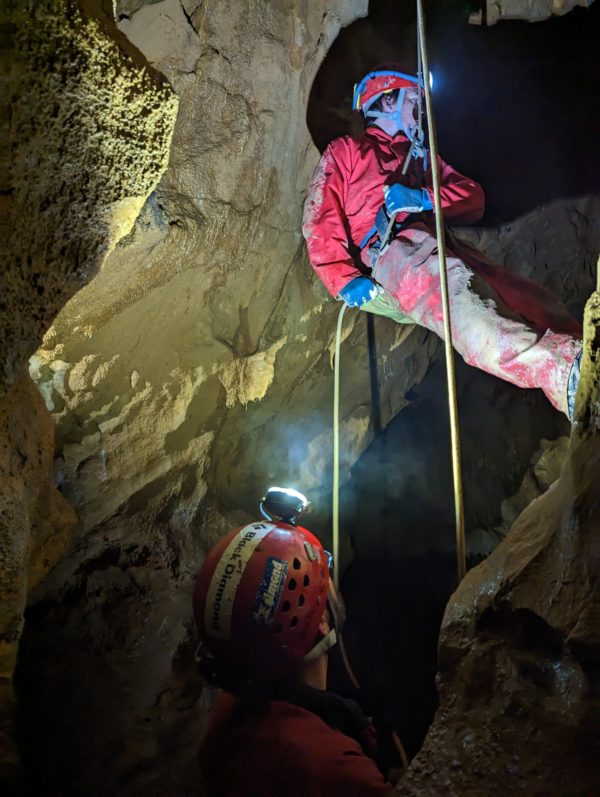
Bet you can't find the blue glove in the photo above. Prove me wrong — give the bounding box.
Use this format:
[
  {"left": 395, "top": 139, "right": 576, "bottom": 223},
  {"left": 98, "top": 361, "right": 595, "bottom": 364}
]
[
  {"left": 338, "top": 275, "right": 382, "bottom": 308},
  {"left": 384, "top": 184, "right": 433, "bottom": 215}
]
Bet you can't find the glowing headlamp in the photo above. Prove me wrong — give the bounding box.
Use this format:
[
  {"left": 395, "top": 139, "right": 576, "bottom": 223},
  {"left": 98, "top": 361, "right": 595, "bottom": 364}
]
[{"left": 259, "top": 486, "right": 309, "bottom": 526}]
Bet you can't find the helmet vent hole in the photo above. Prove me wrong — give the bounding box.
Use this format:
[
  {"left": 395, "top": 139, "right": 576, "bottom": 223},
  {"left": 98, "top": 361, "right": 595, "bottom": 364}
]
[
  {"left": 303, "top": 575, "right": 310, "bottom": 587},
  {"left": 288, "top": 578, "right": 297, "bottom": 591},
  {"left": 293, "top": 558, "right": 301, "bottom": 570},
  {"left": 298, "top": 594, "right": 305, "bottom": 607},
  {"left": 290, "top": 616, "right": 299, "bottom": 628},
  {"left": 281, "top": 600, "right": 291, "bottom": 613}
]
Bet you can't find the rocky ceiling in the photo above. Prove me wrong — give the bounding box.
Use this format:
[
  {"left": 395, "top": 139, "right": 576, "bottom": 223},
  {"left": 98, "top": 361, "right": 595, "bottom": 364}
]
[
  {"left": 469, "top": 0, "right": 595, "bottom": 25},
  {"left": 2, "top": 0, "right": 599, "bottom": 794}
]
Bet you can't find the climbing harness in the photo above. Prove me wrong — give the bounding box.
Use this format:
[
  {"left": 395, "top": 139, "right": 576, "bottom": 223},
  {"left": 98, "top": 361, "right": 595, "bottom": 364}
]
[{"left": 332, "top": 0, "right": 467, "bottom": 584}]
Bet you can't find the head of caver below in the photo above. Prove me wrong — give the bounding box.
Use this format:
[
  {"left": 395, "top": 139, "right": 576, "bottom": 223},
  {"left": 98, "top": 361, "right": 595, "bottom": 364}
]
[
  {"left": 194, "top": 487, "right": 395, "bottom": 797},
  {"left": 353, "top": 68, "right": 424, "bottom": 140},
  {"left": 193, "top": 487, "right": 342, "bottom": 694}
]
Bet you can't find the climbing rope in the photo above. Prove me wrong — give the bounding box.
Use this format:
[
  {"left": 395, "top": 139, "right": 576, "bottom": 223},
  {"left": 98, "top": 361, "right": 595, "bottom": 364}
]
[
  {"left": 332, "top": 302, "right": 347, "bottom": 591},
  {"left": 331, "top": 0, "right": 467, "bottom": 585},
  {"left": 416, "top": 0, "right": 466, "bottom": 581}
]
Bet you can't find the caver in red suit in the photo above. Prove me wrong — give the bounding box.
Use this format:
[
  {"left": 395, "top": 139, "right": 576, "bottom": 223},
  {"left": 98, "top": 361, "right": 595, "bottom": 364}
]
[
  {"left": 199, "top": 686, "right": 391, "bottom": 797},
  {"left": 302, "top": 69, "right": 582, "bottom": 417},
  {"left": 194, "top": 508, "right": 395, "bottom": 797}
]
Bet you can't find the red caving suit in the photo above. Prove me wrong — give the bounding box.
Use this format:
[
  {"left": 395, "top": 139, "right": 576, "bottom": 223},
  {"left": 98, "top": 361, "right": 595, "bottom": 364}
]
[
  {"left": 198, "top": 691, "right": 391, "bottom": 797},
  {"left": 302, "top": 125, "right": 582, "bottom": 415}
]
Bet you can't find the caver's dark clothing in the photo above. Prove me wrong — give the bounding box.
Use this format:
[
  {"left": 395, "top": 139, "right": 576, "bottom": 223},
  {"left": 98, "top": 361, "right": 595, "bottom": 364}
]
[{"left": 198, "top": 682, "right": 392, "bottom": 797}]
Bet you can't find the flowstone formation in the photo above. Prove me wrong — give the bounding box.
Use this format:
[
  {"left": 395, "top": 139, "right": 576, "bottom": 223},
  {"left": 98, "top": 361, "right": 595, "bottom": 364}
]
[{"left": 1, "top": 0, "right": 177, "bottom": 784}]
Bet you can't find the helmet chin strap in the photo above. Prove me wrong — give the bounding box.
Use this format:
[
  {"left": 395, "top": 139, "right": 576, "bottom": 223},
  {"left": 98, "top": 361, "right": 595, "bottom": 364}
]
[
  {"left": 364, "top": 86, "right": 406, "bottom": 131},
  {"left": 364, "top": 84, "right": 428, "bottom": 174},
  {"left": 302, "top": 629, "right": 337, "bottom": 663},
  {"left": 302, "top": 582, "right": 345, "bottom": 664}
]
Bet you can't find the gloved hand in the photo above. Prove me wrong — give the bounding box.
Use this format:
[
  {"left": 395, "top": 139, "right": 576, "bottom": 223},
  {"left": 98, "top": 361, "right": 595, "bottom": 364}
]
[
  {"left": 384, "top": 184, "right": 433, "bottom": 215},
  {"left": 338, "top": 275, "right": 383, "bottom": 308}
]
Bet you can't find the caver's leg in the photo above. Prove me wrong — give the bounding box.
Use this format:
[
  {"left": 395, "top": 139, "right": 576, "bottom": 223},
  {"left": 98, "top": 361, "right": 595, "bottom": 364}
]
[{"left": 371, "top": 227, "right": 581, "bottom": 416}]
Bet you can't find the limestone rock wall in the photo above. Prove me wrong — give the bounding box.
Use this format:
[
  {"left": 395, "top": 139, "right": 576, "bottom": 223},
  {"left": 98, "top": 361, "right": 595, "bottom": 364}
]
[
  {"left": 15, "top": 2, "right": 391, "bottom": 794},
  {"left": 0, "top": 368, "right": 77, "bottom": 781},
  {"left": 3, "top": 0, "right": 178, "bottom": 392},
  {"left": 469, "top": 0, "right": 595, "bottom": 25},
  {"left": 27, "top": 0, "right": 380, "bottom": 549},
  {"left": 397, "top": 274, "right": 600, "bottom": 795},
  {"left": 1, "top": 0, "right": 177, "bottom": 785}
]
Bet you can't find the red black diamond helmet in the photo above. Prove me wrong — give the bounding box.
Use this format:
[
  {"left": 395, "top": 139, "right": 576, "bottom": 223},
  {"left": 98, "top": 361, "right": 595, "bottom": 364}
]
[{"left": 193, "top": 520, "right": 330, "bottom": 682}]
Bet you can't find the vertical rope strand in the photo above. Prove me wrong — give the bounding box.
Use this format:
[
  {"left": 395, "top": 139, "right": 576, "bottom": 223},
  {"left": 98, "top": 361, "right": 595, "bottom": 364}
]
[
  {"left": 332, "top": 303, "right": 347, "bottom": 590},
  {"left": 416, "top": 0, "right": 467, "bottom": 582}
]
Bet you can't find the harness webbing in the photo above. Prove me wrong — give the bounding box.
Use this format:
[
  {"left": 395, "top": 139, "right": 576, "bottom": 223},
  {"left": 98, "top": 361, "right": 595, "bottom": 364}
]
[{"left": 358, "top": 223, "right": 378, "bottom": 251}]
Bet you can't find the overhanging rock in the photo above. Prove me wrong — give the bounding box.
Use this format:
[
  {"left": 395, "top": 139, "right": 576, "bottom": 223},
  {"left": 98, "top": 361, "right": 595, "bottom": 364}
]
[{"left": 469, "top": 0, "right": 595, "bottom": 25}]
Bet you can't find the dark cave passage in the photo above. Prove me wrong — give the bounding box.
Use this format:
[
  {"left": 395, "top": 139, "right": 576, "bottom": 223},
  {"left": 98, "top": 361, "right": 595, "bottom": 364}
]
[
  {"left": 307, "top": 0, "right": 600, "bottom": 223},
  {"left": 303, "top": 0, "right": 599, "bottom": 764}
]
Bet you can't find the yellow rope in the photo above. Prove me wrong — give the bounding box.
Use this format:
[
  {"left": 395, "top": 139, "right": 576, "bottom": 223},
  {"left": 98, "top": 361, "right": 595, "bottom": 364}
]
[
  {"left": 332, "top": 302, "right": 347, "bottom": 591},
  {"left": 416, "top": 0, "right": 467, "bottom": 581}
]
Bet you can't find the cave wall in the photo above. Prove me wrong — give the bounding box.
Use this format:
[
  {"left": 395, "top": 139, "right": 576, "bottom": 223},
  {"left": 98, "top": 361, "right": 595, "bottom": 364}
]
[
  {"left": 1, "top": 0, "right": 177, "bottom": 783},
  {"left": 396, "top": 274, "right": 600, "bottom": 794},
  {"left": 0, "top": 369, "right": 77, "bottom": 780},
  {"left": 470, "top": 0, "right": 595, "bottom": 25},
  {"left": 13, "top": 1, "right": 412, "bottom": 793},
  {"left": 3, "top": 0, "right": 177, "bottom": 391},
  {"left": 4, "top": 0, "right": 599, "bottom": 794}
]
